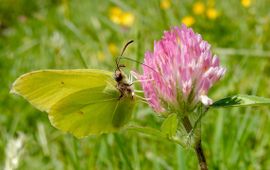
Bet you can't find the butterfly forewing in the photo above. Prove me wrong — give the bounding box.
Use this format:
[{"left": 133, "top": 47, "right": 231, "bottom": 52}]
[{"left": 11, "top": 69, "right": 115, "bottom": 112}]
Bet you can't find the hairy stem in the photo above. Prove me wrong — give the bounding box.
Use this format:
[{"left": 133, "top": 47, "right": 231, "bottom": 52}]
[{"left": 182, "top": 116, "right": 208, "bottom": 170}]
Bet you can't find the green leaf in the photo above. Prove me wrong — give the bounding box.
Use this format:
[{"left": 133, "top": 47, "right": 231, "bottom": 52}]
[
  {"left": 211, "top": 94, "right": 270, "bottom": 108},
  {"left": 124, "top": 125, "right": 185, "bottom": 147},
  {"left": 124, "top": 125, "right": 167, "bottom": 139},
  {"left": 161, "top": 113, "right": 178, "bottom": 138}
]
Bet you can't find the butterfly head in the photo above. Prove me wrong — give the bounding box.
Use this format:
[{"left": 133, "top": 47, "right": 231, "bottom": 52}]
[{"left": 114, "top": 69, "right": 123, "bottom": 82}]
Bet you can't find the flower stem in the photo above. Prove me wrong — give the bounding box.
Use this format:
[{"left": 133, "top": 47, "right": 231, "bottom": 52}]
[
  {"left": 195, "top": 140, "right": 207, "bottom": 170},
  {"left": 182, "top": 116, "right": 208, "bottom": 170}
]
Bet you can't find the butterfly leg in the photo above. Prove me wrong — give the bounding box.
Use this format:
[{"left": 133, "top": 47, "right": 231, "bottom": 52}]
[
  {"left": 134, "top": 90, "right": 144, "bottom": 93},
  {"left": 118, "top": 92, "right": 124, "bottom": 100},
  {"left": 128, "top": 72, "right": 140, "bottom": 85},
  {"left": 129, "top": 73, "right": 134, "bottom": 83}
]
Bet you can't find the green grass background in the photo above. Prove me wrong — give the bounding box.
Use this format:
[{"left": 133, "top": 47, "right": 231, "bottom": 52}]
[{"left": 1, "top": 0, "right": 270, "bottom": 169}]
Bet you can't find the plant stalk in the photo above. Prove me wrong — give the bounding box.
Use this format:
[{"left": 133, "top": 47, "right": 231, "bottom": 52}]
[{"left": 182, "top": 116, "right": 208, "bottom": 170}]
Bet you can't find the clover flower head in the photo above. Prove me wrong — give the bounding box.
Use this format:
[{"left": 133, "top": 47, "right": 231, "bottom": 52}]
[{"left": 137, "top": 25, "right": 226, "bottom": 114}]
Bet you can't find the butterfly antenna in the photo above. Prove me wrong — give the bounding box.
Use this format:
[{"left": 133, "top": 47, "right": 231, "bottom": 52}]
[
  {"left": 121, "top": 40, "right": 134, "bottom": 57},
  {"left": 120, "top": 57, "right": 158, "bottom": 73},
  {"left": 115, "top": 40, "right": 157, "bottom": 73},
  {"left": 115, "top": 40, "right": 134, "bottom": 71}
]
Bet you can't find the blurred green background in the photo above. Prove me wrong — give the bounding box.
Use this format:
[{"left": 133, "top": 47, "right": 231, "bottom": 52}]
[{"left": 1, "top": 0, "right": 270, "bottom": 169}]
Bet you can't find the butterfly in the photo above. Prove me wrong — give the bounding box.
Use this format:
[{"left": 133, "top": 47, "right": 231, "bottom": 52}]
[{"left": 10, "top": 41, "right": 136, "bottom": 138}]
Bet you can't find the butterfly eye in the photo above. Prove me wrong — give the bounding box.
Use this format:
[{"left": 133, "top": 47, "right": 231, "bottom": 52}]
[
  {"left": 115, "top": 73, "right": 123, "bottom": 82},
  {"left": 114, "top": 71, "right": 123, "bottom": 82}
]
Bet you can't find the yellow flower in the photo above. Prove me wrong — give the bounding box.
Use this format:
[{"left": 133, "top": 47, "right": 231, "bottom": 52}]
[
  {"left": 109, "top": 43, "right": 118, "bottom": 56},
  {"left": 160, "top": 0, "right": 171, "bottom": 10},
  {"left": 97, "top": 51, "right": 105, "bottom": 62},
  {"left": 120, "top": 12, "right": 135, "bottom": 27},
  {"left": 241, "top": 0, "right": 251, "bottom": 8},
  {"left": 193, "top": 2, "right": 205, "bottom": 15},
  {"left": 206, "top": 8, "right": 219, "bottom": 20},
  {"left": 109, "top": 7, "right": 122, "bottom": 24},
  {"left": 181, "top": 16, "right": 195, "bottom": 27},
  {"left": 109, "top": 6, "right": 135, "bottom": 27}
]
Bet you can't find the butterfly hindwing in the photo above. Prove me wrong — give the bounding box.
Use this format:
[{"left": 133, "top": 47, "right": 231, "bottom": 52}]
[{"left": 50, "top": 86, "right": 135, "bottom": 138}]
